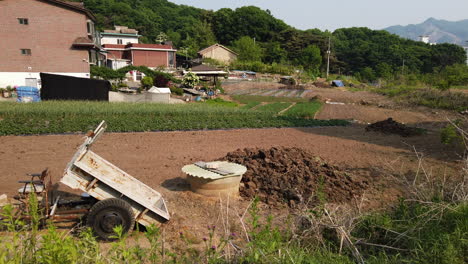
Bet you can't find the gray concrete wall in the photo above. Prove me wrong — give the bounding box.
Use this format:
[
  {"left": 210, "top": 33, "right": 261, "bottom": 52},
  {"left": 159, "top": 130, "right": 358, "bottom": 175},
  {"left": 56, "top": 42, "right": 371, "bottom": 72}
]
[{"left": 109, "top": 91, "right": 171, "bottom": 103}]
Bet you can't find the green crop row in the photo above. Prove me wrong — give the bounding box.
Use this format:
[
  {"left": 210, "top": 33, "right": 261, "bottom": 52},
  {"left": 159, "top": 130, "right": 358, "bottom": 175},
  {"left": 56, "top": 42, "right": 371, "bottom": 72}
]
[
  {"left": 256, "top": 102, "right": 292, "bottom": 113},
  {"left": 233, "top": 95, "right": 309, "bottom": 104},
  {"left": 283, "top": 101, "right": 323, "bottom": 118},
  {"left": 0, "top": 101, "right": 348, "bottom": 135}
]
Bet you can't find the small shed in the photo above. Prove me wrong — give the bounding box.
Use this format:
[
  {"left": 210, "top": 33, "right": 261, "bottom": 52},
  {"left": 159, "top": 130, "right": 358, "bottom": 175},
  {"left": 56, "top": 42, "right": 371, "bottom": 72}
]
[
  {"left": 148, "top": 87, "right": 171, "bottom": 94},
  {"left": 186, "top": 64, "right": 228, "bottom": 86}
]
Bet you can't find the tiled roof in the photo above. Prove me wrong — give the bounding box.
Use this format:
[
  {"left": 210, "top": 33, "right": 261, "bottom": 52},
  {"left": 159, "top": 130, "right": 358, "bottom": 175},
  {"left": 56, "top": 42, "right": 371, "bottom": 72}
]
[
  {"left": 198, "top": 44, "right": 238, "bottom": 56},
  {"left": 191, "top": 64, "right": 220, "bottom": 72},
  {"left": 72, "top": 37, "right": 95, "bottom": 46}
]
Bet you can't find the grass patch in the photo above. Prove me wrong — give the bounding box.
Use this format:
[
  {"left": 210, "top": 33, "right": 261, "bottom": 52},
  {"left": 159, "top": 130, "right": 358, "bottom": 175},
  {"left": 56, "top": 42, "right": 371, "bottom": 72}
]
[
  {"left": 371, "top": 86, "right": 468, "bottom": 111},
  {"left": 403, "top": 89, "right": 468, "bottom": 111},
  {"left": 203, "top": 98, "right": 238, "bottom": 107},
  {"left": 255, "top": 102, "right": 292, "bottom": 113},
  {"left": 233, "top": 94, "right": 309, "bottom": 104},
  {"left": 451, "top": 85, "right": 468, "bottom": 90},
  {"left": 240, "top": 101, "right": 261, "bottom": 110},
  {"left": 0, "top": 101, "right": 348, "bottom": 135},
  {"left": 283, "top": 101, "right": 323, "bottom": 118},
  {"left": 354, "top": 201, "right": 468, "bottom": 264},
  {"left": 347, "top": 86, "right": 368, "bottom": 93}
]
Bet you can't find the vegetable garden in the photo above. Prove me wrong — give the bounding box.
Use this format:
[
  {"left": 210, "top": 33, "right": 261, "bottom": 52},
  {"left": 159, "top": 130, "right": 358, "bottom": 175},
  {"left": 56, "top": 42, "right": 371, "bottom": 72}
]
[{"left": 0, "top": 101, "right": 347, "bottom": 136}]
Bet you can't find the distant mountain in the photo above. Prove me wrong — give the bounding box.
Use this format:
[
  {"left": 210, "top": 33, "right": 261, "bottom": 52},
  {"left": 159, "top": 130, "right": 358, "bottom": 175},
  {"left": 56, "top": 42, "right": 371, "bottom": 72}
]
[{"left": 384, "top": 18, "right": 468, "bottom": 45}]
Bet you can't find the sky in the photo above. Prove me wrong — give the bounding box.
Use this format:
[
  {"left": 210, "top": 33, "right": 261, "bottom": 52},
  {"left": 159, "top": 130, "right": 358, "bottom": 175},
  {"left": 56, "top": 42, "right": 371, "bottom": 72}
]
[{"left": 170, "top": 0, "right": 468, "bottom": 31}]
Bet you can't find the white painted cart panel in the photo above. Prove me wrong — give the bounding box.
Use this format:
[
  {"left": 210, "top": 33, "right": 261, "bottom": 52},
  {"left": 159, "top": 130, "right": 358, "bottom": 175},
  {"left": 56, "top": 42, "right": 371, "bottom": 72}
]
[{"left": 60, "top": 121, "right": 170, "bottom": 226}]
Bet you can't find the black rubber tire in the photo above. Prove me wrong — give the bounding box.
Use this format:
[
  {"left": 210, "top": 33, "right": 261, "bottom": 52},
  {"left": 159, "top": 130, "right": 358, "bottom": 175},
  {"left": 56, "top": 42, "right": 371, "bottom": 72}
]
[{"left": 87, "top": 198, "right": 135, "bottom": 241}]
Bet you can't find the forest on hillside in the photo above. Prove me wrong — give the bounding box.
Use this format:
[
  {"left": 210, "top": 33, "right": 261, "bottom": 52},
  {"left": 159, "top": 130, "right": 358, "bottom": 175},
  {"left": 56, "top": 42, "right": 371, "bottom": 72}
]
[{"left": 77, "top": 0, "right": 466, "bottom": 80}]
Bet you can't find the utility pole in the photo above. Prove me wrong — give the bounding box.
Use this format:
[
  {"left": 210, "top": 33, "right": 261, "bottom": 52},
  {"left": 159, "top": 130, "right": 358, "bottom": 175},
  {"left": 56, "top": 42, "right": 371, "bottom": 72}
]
[
  {"left": 402, "top": 59, "right": 405, "bottom": 75},
  {"left": 326, "top": 36, "right": 331, "bottom": 78}
]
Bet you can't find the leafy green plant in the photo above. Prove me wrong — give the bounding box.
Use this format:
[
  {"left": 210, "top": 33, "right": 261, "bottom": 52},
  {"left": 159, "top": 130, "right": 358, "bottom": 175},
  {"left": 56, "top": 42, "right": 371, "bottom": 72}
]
[{"left": 182, "top": 72, "right": 200, "bottom": 88}]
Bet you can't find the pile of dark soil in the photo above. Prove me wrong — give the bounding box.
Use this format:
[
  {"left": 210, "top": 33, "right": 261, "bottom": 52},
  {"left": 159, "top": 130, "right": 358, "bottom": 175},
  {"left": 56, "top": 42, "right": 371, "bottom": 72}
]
[
  {"left": 366, "top": 118, "right": 423, "bottom": 137},
  {"left": 223, "top": 147, "right": 369, "bottom": 207}
]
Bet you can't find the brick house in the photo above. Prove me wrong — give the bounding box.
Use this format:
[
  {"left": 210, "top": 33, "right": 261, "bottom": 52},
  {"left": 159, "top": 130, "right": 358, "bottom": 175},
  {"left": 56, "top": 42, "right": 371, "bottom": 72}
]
[
  {"left": 198, "top": 44, "right": 238, "bottom": 64},
  {"left": 0, "top": 0, "right": 100, "bottom": 88},
  {"left": 102, "top": 43, "right": 177, "bottom": 72}
]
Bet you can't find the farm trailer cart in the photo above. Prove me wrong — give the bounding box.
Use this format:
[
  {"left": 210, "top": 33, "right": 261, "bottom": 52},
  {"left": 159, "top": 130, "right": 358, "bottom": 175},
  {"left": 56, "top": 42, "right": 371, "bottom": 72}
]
[
  {"left": 7, "top": 121, "right": 169, "bottom": 240},
  {"left": 57, "top": 121, "right": 170, "bottom": 239}
]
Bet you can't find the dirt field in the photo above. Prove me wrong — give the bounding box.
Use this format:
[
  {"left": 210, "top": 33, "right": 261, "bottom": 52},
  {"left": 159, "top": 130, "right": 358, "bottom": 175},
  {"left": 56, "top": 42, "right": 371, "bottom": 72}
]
[
  {"left": 0, "top": 124, "right": 461, "bottom": 241},
  {"left": 224, "top": 81, "right": 459, "bottom": 128},
  {"left": 1, "top": 82, "right": 464, "bottom": 245}
]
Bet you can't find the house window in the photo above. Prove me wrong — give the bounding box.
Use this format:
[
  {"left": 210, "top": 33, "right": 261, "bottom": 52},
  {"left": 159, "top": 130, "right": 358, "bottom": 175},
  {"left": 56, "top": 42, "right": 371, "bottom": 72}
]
[
  {"left": 168, "top": 52, "right": 175, "bottom": 67},
  {"left": 20, "top": 49, "right": 31, "bottom": 55},
  {"left": 136, "top": 72, "right": 143, "bottom": 81},
  {"left": 117, "top": 39, "right": 123, "bottom": 44},
  {"left": 88, "top": 50, "right": 97, "bottom": 64},
  {"left": 18, "top": 18, "right": 29, "bottom": 25},
  {"left": 86, "top": 20, "right": 95, "bottom": 36}
]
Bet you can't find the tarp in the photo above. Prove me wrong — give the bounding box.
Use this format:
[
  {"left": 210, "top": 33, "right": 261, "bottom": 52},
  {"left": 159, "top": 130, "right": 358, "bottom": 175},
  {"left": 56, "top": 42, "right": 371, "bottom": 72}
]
[
  {"left": 332, "top": 80, "right": 345, "bottom": 87},
  {"left": 16, "top": 86, "right": 41, "bottom": 102},
  {"left": 40, "top": 73, "right": 110, "bottom": 101}
]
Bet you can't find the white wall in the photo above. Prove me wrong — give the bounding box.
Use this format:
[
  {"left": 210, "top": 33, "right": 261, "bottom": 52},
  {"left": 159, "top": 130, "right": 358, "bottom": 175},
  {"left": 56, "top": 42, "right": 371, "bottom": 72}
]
[
  {"left": 109, "top": 91, "right": 170, "bottom": 103},
  {"left": 0, "top": 72, "right": 90, "bottom": 88},
  {"left": 101, "top": 35, "right": 139, "bottom": 45}
]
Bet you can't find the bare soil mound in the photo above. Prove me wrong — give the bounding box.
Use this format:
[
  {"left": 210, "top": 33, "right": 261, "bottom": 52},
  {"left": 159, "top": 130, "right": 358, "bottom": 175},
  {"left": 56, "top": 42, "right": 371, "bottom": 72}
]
[
  {"left": 366, "top": 118, "right": 423, "bottom": 137},
  {"left": 223, "top": 147, "right": 369, "bottom": 207}
]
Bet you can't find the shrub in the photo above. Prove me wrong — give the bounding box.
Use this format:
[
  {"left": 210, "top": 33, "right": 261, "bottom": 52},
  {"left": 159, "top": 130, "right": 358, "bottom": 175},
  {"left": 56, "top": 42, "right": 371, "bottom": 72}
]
[
  {"left": 170, "top": 86, "right": 184, "bottom": 96},
  {"left": 141, "top": 76, "right": 153, "bottom": 90}
]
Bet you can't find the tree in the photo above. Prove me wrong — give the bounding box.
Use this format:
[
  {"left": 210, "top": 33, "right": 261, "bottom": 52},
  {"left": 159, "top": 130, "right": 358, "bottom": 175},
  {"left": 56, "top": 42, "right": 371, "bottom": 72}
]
[
  {"left": 375, "top": 62, "right": 394, "bottom": 79},
  {"left": 437, "top": 64, "right": 468, "bottom": 90},
  {"left": 296, "top": 45, "right": 321, "bottom": 72},
  {"left": 262, "top": 42, "right": 287, "bottom": 64},
  {"left": 359, "top": 67, "right": 376, "bottom": 82},
  {"left": 155, "top": 32, "right": 168, "bottom": 44},
  {"left": 232, "top": 36, "right": 263, "bottom": 62}
]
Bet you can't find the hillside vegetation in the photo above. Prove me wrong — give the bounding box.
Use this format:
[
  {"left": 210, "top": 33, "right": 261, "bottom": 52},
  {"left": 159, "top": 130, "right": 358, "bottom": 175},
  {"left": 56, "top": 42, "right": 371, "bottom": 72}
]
[{"left": 76, "top": 0, "right": 466, "bottom": 78}]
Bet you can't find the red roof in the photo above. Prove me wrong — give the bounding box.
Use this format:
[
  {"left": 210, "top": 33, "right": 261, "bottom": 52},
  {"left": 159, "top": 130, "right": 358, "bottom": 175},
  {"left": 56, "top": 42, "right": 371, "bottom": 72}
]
[
  {"left": 102, "top": 44, "right": 126, "bottom": 49},
  {"left": 127, "top": 43, "right": 173, "bottom": 49}
]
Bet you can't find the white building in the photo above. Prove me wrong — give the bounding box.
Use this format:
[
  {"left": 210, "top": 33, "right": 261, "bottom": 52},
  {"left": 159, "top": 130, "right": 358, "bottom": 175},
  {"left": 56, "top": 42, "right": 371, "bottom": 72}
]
[
  {"left": 100, "top": 26, "right": 139, "bottom": 45},
  {"left": 419, "top": 35, "right": 430, "bottom": 44}
]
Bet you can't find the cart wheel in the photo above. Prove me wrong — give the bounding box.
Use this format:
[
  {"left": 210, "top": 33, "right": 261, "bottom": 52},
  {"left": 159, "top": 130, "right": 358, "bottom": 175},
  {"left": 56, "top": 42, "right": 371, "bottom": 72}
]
[{"left": 87, "top": 198, "right": 135, "bottom": 241}]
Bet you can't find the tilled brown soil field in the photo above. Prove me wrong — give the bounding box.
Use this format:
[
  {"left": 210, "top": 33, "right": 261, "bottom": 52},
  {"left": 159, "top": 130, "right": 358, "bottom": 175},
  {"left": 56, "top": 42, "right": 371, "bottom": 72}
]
[{"left": 0, "top": 125, "right": 461, "bottom": 244}]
